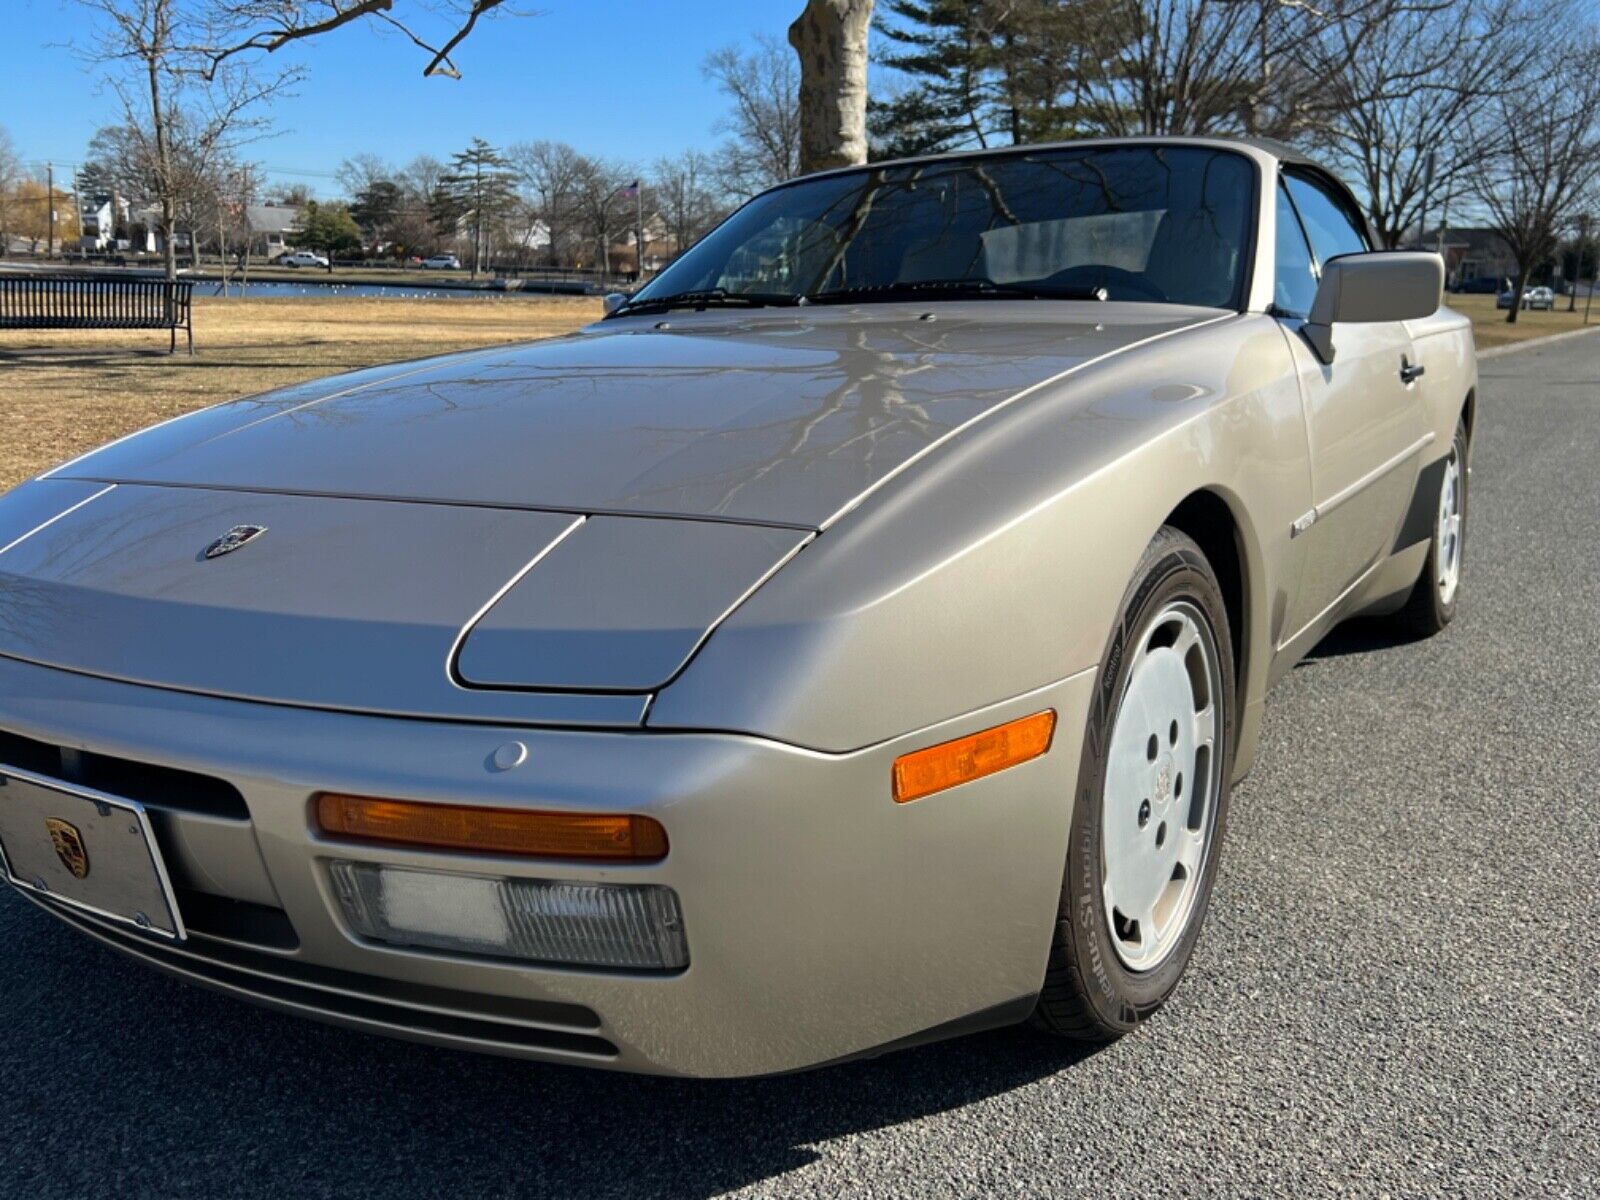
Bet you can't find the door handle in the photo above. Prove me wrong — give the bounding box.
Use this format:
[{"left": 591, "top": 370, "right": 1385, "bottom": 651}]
[{"left": 1400, "top": 357, "right": 1425, "bottom": 385}]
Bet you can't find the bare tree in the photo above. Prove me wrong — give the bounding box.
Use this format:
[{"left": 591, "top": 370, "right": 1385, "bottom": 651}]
[
  {"left": 1308, "top": 0, "right": 1535, "bottom": 248},
  {"left": 73, "top": 0, "right": 517, "bottom": 281},
  {"left": 73, "top": 0, "right": 296, "bottom": 280},
  {"left": 0, "top": 126, "right": 21, "bottom": 252},
  {"left": 1471, "top": 32, "right": 1600, "bottom": 322},
  {"left": 570, "top": 157, "right": 636, "bottom": 275},
  {"left": 267, "top": 180, "right": 314, "bottom": 206},
  {"left": 217, "top": 160, "right": 259, "bottom": 292},
  {"left": 190, "top": 2, "right": 514, "bottom": 80},
  {"left": 508, "top": 140, "right": 585, "bottom": 266},
  {"left": 398, "top": 154, "right": 445, "bottom": 203},
  {"left": 335, "top": 152, "right": 392, "bottom": 200},
  {"left": 704, "top": 36, "right": 802, "bottom": 197},
  {"left": 651, "top": 150, "right": 722, "bottom": 260},
  {"left": 789, "top": 0, "right": 875, "bottom": 173},
  {"left": 392, "top": 153, "right": 446, "bottom": 256}
]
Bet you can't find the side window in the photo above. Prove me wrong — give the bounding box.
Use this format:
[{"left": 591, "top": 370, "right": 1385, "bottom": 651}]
[
  {"left": 1284, "top": 173, "right": 1369, "bottom": 265},
  {"left": 1274, "top": 184, "right": 1319, "bottom": 318}
]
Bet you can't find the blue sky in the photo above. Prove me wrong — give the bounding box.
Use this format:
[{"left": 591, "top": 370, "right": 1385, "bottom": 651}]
[{"left": 4, "top": 0, "right": 805, "bottom": 193}]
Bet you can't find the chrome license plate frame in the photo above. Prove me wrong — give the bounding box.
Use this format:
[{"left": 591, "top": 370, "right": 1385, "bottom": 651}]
[{"left": 0, "top": 763, "right": 185, "bottom": 940}]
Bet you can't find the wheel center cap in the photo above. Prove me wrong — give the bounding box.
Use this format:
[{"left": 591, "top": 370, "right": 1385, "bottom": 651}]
[{"left": 1154, "top": 753, "right": 1176, "bottom": 808}]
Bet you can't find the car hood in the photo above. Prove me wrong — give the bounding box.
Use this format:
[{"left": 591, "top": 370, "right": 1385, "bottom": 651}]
[
  {"left": 1, "top": 304, "right": 1222, "bottom": 721},
  {"left": 0, "top": 480, "right": 807, "bottom": 723},
  {"left": 50, "top": 302, "right": 1221, "bottom": 529}
]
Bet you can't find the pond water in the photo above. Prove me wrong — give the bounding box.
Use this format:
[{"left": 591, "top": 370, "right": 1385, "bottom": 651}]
[{"left": 195, "top": 280, "right": 562, "bottom": 300}]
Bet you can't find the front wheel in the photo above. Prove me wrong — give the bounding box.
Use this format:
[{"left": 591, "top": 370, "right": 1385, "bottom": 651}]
[
  {"left": 1033, "top": 527, "right": 1236, "bottom": 1040},
  {"left": 1395, "top": 418, "right": 1468, "bottom": 636}
]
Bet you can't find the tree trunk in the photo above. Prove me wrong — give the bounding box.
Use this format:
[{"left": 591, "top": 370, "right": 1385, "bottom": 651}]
[
  {"left": 146, "top": 4, "right": 178, "bottom": 282},
  {"left": 788, "top": 0, "right": 874, "bottom": 176},
  {"left": 1506, "top": 265, "right": 1529, "bottom": 324}
]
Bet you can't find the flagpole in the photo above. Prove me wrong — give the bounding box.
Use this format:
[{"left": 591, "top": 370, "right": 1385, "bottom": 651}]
[{"left": 634, "top": 181, "right": 645, "bottom": 284}]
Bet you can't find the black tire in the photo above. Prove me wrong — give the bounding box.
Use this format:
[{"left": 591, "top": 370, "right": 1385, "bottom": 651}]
[
  {"left": 1033, "top": 527, "right": 1236, "bottom": 1040},
  {"left": 1395, "top": 418, "right": 1469, "bottom": 637}
]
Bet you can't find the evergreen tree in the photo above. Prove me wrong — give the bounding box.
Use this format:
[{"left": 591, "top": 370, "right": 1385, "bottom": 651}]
[
  {"left": 870, "top": 0, "right": 1129, "bottom": 156},
  {"left": 437, "top": 138, "right": 519, "bottom": 279},
  {"left": 349, "top": 180, "right": 402, "bottom": 250}
]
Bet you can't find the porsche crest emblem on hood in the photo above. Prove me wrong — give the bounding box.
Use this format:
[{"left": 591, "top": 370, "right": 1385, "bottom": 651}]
[
  {"left": 202, "top": 524, "right": 267, "bottom": 560},
  {"left": 45, "top": 818, "right": 90, "bottom": 880}
]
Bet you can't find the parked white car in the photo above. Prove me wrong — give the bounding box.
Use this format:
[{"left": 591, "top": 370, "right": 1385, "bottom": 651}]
[
  {"left": 421, "top": 254, "right": 461, "bottom": 270},
  {"left": 1497, "top": 285, "right": 1555, "bottom": 311},
  {"left": 279, "top": 251, "right": 330, "bottom": 269}
]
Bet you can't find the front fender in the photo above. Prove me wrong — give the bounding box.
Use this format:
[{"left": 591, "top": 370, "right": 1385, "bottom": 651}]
[{"left": 649, "top": 316, "right": 1310, "bottom": 753}]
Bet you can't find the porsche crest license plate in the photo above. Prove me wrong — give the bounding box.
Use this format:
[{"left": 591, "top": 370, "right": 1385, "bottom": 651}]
[{"left": 0, "top": 765, "right": 185, "bottom": 939}]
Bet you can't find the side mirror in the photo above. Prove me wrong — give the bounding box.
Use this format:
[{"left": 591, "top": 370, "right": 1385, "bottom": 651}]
[
  {"left": 602, "top": 292, "right": 629, "bottom": 316},
  {"left": 1304, "top": 251, "right": 1443, "bottom": 363}
]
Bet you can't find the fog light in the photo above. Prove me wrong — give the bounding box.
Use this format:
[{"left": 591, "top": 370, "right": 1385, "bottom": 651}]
[{"left": 328, "top": 861, "right": 688, "bottom": 970}]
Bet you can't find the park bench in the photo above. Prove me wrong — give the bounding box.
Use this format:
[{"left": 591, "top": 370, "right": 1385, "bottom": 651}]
[{"left": 0, "top": 274, "right": 195, "bottom": 354}]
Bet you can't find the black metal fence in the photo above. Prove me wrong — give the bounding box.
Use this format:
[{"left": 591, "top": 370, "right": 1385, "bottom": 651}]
[{"left": 0, "top": 274, "right": 195, "bottom": 354}]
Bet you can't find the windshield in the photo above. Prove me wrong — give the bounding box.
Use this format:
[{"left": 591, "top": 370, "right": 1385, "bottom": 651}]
[{"left": 625, "top": 144, "right": 1255, "bottom": 313}]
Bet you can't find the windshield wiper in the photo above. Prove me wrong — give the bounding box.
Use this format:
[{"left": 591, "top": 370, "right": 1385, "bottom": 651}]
[
  {"left": 612, "top": 288, "right": 803, "bottom": 317},
  {"left": 806, "top": 279, "right": 1107, "bottom": 304}
]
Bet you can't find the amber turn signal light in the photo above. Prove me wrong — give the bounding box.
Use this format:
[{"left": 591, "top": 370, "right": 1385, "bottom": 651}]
[
  {"left": 315, "top": 794, "right": 668, "bottom": 862},
  {"left": 892, "top": 710, "right": 1056, "bottom": 803}
]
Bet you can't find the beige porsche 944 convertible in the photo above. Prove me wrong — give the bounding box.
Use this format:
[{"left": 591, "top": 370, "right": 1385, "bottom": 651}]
[{"left": 0, "top": 136, "right": 1471, "bottom": 1076}]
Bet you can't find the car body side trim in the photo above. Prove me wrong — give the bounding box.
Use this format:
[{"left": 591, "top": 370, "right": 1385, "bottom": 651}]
[
  {"left": 1313, "top": 431, "right": 1435, "bottom": 523},
  {"left": 1274, "top": 551, "right": 1389, "bottom": 653}
]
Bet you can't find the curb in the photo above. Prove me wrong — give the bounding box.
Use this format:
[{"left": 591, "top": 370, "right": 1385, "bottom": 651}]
[{"left": 1478, "top": 322, "right": 1600, "bottom": 359}]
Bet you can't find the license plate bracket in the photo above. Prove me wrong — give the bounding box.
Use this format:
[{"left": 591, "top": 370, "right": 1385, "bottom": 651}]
[{"left": 0, "top": 764, "right": 185, "bottom": 940}]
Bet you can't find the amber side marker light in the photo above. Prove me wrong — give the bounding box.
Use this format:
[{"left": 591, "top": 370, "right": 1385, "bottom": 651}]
[
  {"left": 315, "top": 794, "right": 668, "bottom": 862},
  {"left": 892, "top": 710, "right": 1057, "bottom": 803}
]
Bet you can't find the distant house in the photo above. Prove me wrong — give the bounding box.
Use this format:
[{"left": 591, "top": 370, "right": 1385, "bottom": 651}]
[
  {"left": 124, "top": 203, "right": 163, "bottom": 253},
  {"left": 1424, "top": 227, "right": 1519, "bottom": 288},
  {"left": 77, "top": 194, "right": 121, "bottom": 251},
  {"left": 507, "top": 218, "right": 552, "bottom": 260},
  {"left": 245, "top": 203, "right": 302, "bottom": 259},
  {"left": 612, "top": 213, "right": 676, "bottom": 274}
]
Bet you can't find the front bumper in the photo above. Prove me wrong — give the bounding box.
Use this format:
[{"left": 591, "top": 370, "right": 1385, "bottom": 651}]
[{"left": 0, "top": 654, "right": 1092, "bottom": 1076}]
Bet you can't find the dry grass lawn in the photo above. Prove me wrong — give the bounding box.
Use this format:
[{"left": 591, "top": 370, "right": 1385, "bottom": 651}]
[
  {"left": 0, "top": 295, "right": 599, "bottom": 492},
  {"left": 3, "top": 291, "right": 1589, "bottom": 493},
  {"left": 1450, "top": 292, "right": 1599, "bottom": 350}
]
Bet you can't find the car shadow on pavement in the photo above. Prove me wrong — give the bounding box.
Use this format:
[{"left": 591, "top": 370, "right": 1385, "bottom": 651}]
[
  {"left": 1299, "top": 616, "right": 1429, "bottom": 663},
  {"left": 0, "top": 901, "right": 1103, "bottom": 1199}
]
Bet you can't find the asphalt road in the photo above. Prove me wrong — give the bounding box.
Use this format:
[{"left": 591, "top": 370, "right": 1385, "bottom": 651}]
[{"left": 2, "top": 332, "right": 1596, "bottom": 1199}]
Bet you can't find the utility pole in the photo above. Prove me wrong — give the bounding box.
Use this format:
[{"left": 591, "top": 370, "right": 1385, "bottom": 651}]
[
  {"left": 71, "top": 169, "right": 81, "bottom": 256},
  {"left": 46, "top": 162, "right": 55, "bottom": 258},
  {"left": 1415, "top": 150, "right": 1435, "bottom": 253},
  {"left": 1568, "top": 215, "right": 1589, "bottom": 314}
]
